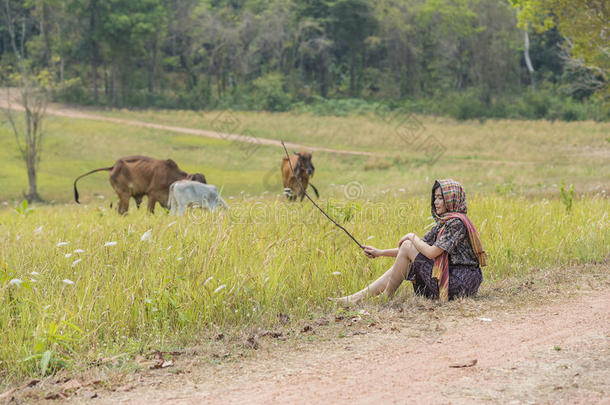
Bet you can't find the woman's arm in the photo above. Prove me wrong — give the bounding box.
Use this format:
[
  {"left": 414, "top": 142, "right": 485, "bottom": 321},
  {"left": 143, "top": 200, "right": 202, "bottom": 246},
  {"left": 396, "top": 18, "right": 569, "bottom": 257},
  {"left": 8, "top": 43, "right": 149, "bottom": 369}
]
[
  {"left": 410, "top": 235, "right": 444, "bottom": 259},
  {"left": 378, "top": 248, "right": 399, "bottom": 257},
  {"left": 362, "top": 246, "right": 399, "bottom": 258},
  {"left": 399, "top": 233, "right": 444, "bottom": 259}
]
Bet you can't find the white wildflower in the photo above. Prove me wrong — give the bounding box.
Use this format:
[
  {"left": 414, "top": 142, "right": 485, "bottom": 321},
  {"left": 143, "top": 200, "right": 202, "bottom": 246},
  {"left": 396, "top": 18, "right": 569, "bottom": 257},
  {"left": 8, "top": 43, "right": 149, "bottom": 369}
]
[
  {"left": 104, "top": 241, "right": 117, "bottom": 247},
  {"left": 71, "top": 259, "right": 82, "bottom": 267},
  {"left": 332, "top": 272, "right": 341, "bottom": 276},
  {"left": 140, "top": 229, "right": 153, "bottom": 242},
  {"left": 34, "top": 226, "right": 43, "bottom": 235},
  {"left": 30, "top": 271, "right": 40, "bottom": 276},
  {"left": 73, "top": 249, "right": 85, "bottom": 254},
  {"left": 62, "top": 279, "right": 75, "bottom": 285},
  {"left": 56, "top": 241, "right": 69, "bottom": 247},
  {"left": 166, "top": 246, "right": 172, "bottom": 251},
  {"left": 145, "top": 298, "right": 152, "bottom": 304},
  {"left": 204, "top": 276, "right": 213, "bottom": 285},
  {"left": 214, "top": 284, "right": 227, "bottom": 294},
  {"left": 8, "top": 278, "right": 23, "bottom": 286},
  {"left": 264, "top": 276, "right": 270, "bottom": 284},
  {"left": 177, "top": 257, "right": 183, "bottom": 262},
  {"left": 167, "top": 221, "right": 177, "bottom": 227},
  {"left": 399, "top": 188, "right": 406, "bottom": 192},
  {"left": 65, "top": 253, "right": 72, "bottom": 258},
  {"left": 366, "top": 235, "right": 374, "bottom": 240}
]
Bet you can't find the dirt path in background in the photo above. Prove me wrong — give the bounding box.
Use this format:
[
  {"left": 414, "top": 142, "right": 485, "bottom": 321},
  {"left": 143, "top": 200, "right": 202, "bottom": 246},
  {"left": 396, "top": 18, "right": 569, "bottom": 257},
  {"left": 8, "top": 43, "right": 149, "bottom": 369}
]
[
  {"left": 0, "top": 97, "right": 377, "bottom": 157},
  {"left": 59, "top": 289, "right": 608, "bottom": 405},
  {"left": 0, "top": 97, "right": 546, "bottom": 165}
]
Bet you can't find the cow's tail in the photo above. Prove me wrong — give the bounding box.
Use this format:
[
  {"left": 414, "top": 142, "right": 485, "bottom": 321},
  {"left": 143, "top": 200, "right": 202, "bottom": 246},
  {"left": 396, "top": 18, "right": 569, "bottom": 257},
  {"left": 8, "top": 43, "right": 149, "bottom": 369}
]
[
  {"left": 309, "top": 183, "right": 319, "bottom": 198},
  {"left": 73, "top": 166, "right": 113, "bottom": 204}
]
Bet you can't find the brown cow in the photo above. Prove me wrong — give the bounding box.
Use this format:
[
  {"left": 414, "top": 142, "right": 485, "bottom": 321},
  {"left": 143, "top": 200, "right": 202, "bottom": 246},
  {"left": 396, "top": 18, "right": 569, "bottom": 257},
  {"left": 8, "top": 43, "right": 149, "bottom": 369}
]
[
  {"left": 281, "top": 152, "right": 319, "bottom": 201},
  {"left": 73, "top": 156, "right": 206, "bottom": 214}
]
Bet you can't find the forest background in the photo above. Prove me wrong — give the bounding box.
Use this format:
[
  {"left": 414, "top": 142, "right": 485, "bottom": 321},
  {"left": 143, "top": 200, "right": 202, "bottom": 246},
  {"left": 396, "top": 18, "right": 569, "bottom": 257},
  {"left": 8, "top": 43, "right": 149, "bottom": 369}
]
[{"left": 0, "top": 0, "right": 608, "bottom": 121}]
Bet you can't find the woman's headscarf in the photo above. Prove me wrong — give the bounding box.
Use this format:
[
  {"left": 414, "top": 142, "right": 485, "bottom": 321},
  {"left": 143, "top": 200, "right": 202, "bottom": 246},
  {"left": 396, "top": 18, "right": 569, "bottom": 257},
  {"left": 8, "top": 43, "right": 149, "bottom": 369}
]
[
  {"left": 431, "top": 179, "right": 487, "bottom": 301},
  {"left": 431, "top": 179, "right": 468, "bottom": 223}
]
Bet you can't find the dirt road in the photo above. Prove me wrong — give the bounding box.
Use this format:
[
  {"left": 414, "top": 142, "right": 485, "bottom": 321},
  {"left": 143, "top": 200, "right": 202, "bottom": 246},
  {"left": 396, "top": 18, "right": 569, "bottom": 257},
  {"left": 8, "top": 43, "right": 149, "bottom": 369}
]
[
  {"left": 0, "top": 97, "right": 376, "bottom": 157},
  {"left": 84, "top": 289, "right": 609, "bottom": 404}
]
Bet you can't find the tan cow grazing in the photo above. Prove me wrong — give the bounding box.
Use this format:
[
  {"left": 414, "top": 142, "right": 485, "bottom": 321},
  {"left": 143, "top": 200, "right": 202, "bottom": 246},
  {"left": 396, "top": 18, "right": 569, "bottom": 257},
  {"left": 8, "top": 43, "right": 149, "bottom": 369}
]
[
  {"left": 73, "top": 156, "right": 206, "bottom": 214},
  {"left": 281, "top": 152, "right": 319, "bottom": 201}
]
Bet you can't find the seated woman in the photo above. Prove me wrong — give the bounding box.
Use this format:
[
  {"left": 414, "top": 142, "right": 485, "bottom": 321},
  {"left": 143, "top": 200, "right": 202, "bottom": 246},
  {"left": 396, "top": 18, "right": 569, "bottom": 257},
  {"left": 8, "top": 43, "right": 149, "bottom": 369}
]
[{"left": 332, "top": 179, "right": 487, "bottom": 304}]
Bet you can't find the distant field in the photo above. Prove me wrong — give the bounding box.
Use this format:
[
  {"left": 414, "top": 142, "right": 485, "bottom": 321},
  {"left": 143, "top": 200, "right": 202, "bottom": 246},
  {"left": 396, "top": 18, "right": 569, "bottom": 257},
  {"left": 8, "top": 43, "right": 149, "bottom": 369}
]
[{"left": 0, "top": 107, "right": 608, "bottom": 203}]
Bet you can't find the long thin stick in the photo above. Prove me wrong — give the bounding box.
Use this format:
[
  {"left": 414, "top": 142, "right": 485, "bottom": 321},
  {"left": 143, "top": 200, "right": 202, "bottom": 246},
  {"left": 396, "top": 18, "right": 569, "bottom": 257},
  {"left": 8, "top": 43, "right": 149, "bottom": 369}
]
[{"left": 281, "top": 140, "right": 363, "bottom": 249}]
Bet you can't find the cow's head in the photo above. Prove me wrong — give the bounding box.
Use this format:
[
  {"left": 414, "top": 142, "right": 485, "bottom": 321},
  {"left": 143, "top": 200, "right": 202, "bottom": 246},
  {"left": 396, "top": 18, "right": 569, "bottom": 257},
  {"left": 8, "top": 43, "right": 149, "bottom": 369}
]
[
  {"left": 295, "top": 152, "right": 315, "bottom": 177},
  {"left": 188, "top": 173, "right": 207, "bottom": 184}
]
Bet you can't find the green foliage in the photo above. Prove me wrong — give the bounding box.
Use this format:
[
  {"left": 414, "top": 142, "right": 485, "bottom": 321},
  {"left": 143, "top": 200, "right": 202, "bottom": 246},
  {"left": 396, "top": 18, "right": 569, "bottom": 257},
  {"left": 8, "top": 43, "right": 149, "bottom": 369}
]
[
  {"left": 510, "top": 0, "right": 608, "bottom": 96},
  {"left": 560, "top": 180, "right": 574, "bottom": 213},
  {"left": 2, "top": 0, "right": 605, "bottom": 118},
  {"left": 326, "top": 199, "right": 361, "bottom": 223},
  {"left": 14, "top": 200, "right": 35, "bottom": 216},
  {"left": 251, "top": 73, "right": 292, "bottom": 111}
]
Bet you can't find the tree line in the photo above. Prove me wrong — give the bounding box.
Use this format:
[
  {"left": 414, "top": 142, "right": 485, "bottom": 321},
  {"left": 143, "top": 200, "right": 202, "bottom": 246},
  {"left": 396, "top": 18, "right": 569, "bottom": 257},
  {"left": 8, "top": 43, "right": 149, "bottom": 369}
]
[{"left": 1, "top": 0, "right": 608, "bottom": 120}]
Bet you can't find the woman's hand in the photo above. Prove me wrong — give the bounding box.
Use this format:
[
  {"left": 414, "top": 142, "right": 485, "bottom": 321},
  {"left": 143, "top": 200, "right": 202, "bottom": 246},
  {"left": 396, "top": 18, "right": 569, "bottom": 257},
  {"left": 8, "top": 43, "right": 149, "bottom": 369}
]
[
  {"left": 398, "top": 233, "right": 417, "bottom": 248},
  {"left": 362, "top": 245, "right": 381, "bottom": 259}
]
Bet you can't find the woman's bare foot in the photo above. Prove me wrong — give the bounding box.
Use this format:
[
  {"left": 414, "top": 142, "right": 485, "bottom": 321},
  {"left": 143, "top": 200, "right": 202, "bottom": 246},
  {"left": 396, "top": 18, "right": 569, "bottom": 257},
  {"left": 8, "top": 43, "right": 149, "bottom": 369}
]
[{"left": 328, "top": 292, "right": 365, "bottom": 305}]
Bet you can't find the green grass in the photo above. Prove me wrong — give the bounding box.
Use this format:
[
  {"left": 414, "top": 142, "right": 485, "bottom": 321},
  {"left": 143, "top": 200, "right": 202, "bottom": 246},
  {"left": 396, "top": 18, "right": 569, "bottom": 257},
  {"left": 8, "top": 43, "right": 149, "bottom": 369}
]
[
  {"left": 1, "top": 109, "right": 609, "bottom": 203},
  {"left": 0, "top": 195, "right": 608, "bottom": 382},
  {"left": 0, "top": 106, "right": 609, "bottom": 386}
]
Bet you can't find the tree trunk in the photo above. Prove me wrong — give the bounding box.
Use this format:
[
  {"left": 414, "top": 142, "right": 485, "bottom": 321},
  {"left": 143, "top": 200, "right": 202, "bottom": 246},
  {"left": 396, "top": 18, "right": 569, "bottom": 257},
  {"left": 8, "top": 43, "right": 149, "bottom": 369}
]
[
  {"left": 41, "top": 3, "right": 51, "bottom": 66},
  {"left": 112, "top": 61, "right": 118, "bottom": 106},
  {"left": 148, "top": 38, "right": 158, "bottom": 94},
  {"left": 320, "top": 64, "right": 328, "bottom": 98},
  {"left": 349, "top": 49, "right": 356, "bottom": 97},
  {"left": 26, "top": 155, "right": 39, "bottom": 202},
  {"left": 104, "top": 61, "right": 109, "bottom": 96},
  {"left": 92, "top": 55, "right": 98, "bottom": 102},
  {"left": 523, "top": 30, "right": 535, "bottom": 92}
]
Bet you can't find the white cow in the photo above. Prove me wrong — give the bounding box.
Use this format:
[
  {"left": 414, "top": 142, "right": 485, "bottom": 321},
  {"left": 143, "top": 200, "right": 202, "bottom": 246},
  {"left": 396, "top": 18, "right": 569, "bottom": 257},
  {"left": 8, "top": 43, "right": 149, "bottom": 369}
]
[{"left": 168, "top": 180, "right": 228, "bottom": 216}]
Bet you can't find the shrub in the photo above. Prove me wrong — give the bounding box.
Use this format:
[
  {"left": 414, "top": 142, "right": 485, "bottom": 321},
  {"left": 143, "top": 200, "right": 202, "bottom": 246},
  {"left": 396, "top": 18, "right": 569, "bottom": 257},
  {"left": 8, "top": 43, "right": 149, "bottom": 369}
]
[{"left": 251, "top": 73, "right": 292, "bottom": 112}]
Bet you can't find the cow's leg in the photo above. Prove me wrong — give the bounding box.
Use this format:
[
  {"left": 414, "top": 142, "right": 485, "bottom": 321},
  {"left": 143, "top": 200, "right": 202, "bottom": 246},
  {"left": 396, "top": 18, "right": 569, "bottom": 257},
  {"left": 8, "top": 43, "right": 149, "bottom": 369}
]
[
  {"left": 169, "top": 193, "right": 177, "bottom": 216},
  {"left": 117, "top": 193, "right": 130, "bottom": 215},
  {"left": 147, "top": 196, "right": 156, "bottom": 214},
  {"left": 177, "top": 196, "right": 188, "bottom": 216}
]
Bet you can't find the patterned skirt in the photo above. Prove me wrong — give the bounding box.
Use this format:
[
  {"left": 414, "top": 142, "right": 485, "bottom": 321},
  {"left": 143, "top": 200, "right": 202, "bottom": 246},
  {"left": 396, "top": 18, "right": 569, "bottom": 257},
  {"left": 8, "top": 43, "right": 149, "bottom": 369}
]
[{"left": 406, "top": 253, "right": 482, "bottom": 300}]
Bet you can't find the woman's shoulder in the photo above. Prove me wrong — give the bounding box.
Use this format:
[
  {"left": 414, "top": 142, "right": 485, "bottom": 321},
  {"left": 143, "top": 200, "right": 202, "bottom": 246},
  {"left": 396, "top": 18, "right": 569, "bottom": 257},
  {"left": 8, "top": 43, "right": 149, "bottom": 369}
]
[
  {"left": 445, "top": 217, "right": 466, "bottom": 228},
  {"left": 443, "top": 218, "right": 467, "bottom": 234}
]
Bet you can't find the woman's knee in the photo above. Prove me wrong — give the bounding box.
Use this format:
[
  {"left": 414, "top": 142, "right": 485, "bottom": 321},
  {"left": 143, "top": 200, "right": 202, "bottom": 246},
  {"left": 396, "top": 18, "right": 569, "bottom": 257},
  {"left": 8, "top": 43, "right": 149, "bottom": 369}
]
[{"left": 399, "top": 240, "right": 413, "bottom": 256}]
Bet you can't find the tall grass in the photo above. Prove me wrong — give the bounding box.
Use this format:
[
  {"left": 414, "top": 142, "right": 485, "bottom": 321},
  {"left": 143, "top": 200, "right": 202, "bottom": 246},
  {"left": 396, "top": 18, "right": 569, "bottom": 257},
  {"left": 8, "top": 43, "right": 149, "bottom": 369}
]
[{"left": 1, "top": 195, "right": 608, "bottom": 382}]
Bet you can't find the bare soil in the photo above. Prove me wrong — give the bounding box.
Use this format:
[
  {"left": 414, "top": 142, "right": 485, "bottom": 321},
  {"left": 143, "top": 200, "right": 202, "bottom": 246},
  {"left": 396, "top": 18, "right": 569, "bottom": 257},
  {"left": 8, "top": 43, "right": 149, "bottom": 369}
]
[
  {"left": 98, "top": 289, "right": 610, "bottom": 404},
  {"left": 6, "top": 268, "right": 607, "bottom": 405}
]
